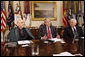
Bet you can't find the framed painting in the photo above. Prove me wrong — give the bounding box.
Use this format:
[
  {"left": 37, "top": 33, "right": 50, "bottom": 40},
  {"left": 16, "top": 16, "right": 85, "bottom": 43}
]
[{"left": 31, "top": 1, "right": 57, "bottom": 21}]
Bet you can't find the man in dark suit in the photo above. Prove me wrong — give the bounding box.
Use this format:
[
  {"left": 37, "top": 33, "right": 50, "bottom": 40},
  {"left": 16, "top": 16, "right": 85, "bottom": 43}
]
[
  {"left": 7, "top": 19, "right": 34, "bottom": 42},
  {"left": 39, "top": 18, "right": 60, "bottom": 40},
  {"left": 63, "top": 19, "right": 84, "bottom": 43}
]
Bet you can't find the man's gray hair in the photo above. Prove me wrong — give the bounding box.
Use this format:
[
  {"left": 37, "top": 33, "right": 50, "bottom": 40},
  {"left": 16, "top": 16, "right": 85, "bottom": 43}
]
[
  {"left": 44, "top": 18, "right": 51, "bottom": 23},
  {"left": 70, "top": 19, "right": 77, "bottom": 23}
]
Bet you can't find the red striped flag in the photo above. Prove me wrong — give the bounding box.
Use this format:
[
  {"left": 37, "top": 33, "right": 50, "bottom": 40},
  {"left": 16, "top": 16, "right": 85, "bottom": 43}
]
[
  {"left": 62, "top": 3, "right": 68, "bottom": 27},
  {"left": 1, "top": 1, "right": 6, "bottom": 32}
]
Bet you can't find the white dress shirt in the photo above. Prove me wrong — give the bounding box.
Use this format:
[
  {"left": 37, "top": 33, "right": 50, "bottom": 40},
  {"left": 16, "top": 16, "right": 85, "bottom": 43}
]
[
  {"left": 41, "top": 26, "right": 53, "bottom": 40},
  {"left": 71, "top": 26, "right": 77, "bottom": 35}
]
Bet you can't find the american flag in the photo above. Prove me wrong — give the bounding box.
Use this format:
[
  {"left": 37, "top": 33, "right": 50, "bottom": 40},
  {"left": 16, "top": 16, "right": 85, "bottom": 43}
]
[
  {"left": 62, "top": 3, "right": 68, "bottom": 27},
  {"left": 1, "top": 1, "right": 6, "bottom": 32}
]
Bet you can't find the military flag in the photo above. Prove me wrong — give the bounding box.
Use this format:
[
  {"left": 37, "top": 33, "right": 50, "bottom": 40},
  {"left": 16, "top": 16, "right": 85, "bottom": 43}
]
[
  {"left": 7, "top": 1, "right": 14, "bottom": 30},
  {"left": 23, "top": 1, "right": 30, "bottom": 27}
]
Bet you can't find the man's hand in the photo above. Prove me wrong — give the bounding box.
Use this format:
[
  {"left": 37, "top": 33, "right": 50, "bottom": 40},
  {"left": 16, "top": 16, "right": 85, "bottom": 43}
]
[
  {"left": 56, "top": 33, "right": 60, "bottom": 39},
  {"left": 42, "top": 35, "right": 47, "bottom": 40}
]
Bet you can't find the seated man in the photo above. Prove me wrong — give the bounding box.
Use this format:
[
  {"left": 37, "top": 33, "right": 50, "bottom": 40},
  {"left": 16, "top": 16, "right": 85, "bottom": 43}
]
[
  {"left": 7, "top": 19, "right": 34, "bottom": 42},
  {"left": 63, "top": 19, "right": 84, "bottom": 43},
  {"left": 39, "top": 18, "right": 60, "bottom": 40}
]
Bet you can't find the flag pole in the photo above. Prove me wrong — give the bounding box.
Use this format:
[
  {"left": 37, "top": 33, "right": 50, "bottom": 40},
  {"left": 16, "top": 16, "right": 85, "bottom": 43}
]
[
  {"left": 28, "top": 1, "right": 31, "bottom": 28},
  {"left": 75, "top": 1, "right": 77, "bottom": 14},
  {"left": 11, "top": 1, "right": 15, "bottom": 28},
  {"left": 3, "top": 1, "right": 7, "bottom": 41},
  {"left": 30, "top": 1, "right": 32, "bottom": 27},
  {"left": 3, "top": 1, "right": 7, "bottom": 20},
  {"left": 1, "top": 32, "right": 3, "bottom": 42},
  {"left": 19, "top": 1, "right": 23, "bottom": 20},
  {"left": 27, "top": 1, "right": 31, "bottom": 28}
]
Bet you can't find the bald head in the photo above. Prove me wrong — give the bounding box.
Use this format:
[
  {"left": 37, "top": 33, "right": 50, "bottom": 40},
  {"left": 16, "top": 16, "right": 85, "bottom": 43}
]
[
  {"left": 70, "top": 19, "right": 77, "bottom": 27},
  {"left": 44, "top": 18, "right": 51, "bottom": 27}
]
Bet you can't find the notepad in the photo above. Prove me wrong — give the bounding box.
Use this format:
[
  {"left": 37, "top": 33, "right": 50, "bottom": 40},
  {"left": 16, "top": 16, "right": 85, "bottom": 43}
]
[{"left": 44, "top": 41, "right": 49, "bottom": 43}]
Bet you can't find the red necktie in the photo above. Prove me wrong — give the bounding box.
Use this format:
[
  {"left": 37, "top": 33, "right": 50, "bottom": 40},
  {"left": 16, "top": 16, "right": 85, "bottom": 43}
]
[{"left": 48, "top": 27, "right": 51, "bottom": 39}]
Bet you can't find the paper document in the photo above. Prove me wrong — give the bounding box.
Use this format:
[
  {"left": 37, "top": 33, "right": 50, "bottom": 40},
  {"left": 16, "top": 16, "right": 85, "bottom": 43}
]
[
  {"left": 53, "top": 52, "right": 75, "bottom": 56},
  {"left": 49, "top": 38, "right": 65, "bottom": 43},
  {"left": 74, "top": 53, "right": 83, "bottom": 56},
  {"left": 81, "top": 37, "right": 84, "bottom": 39},
  {"left": 18, "top": 40, "right": 33, "bottom": 45},
  {"left": 22, "top": 44, "right": 29, "bottom": 47},
  {"left": 6, "top": 42, "right": 17, "bottom": 47}
]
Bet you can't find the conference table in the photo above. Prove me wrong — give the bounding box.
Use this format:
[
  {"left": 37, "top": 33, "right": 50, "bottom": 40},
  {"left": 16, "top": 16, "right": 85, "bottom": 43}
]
[{"left": 5, "top": 38, "right": 84, "bottom": 56}]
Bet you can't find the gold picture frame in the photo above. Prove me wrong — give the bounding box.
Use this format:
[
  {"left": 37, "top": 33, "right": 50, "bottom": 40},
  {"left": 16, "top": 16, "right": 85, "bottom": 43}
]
[{"left": 31, "top": 1, "right": 57, "bottom": 21}]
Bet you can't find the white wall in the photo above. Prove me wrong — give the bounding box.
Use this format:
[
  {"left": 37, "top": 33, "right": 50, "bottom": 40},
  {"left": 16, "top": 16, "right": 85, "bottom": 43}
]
[
  {"left": 4, "top": 1, "right": 64, "bottom": 28},
  {"left": 4, "top": 1, "right": 84, "bottom": 28}
]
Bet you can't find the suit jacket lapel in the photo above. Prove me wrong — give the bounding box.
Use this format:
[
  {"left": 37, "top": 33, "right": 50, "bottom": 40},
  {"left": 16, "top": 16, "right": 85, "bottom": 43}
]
[
  {"left": 75, "top": 26, "right": 79, "bottom": 36},
  {"left": 50, "top": 26, "right": 53, "bottom": 36},
  {"left": 44, "top": 25, "right": 48, "bottom": 37},
  {"left": 70, "top": 27, "right": 74, "bottom": 37},
  {"left": 15, "top": 27, "right": 19, "bottom": 41}
]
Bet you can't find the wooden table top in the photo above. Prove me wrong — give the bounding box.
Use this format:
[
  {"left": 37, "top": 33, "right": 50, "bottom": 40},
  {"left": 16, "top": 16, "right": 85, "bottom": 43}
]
[{"left": 5, "top": 39, "right": 84, "bottom": 56}]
